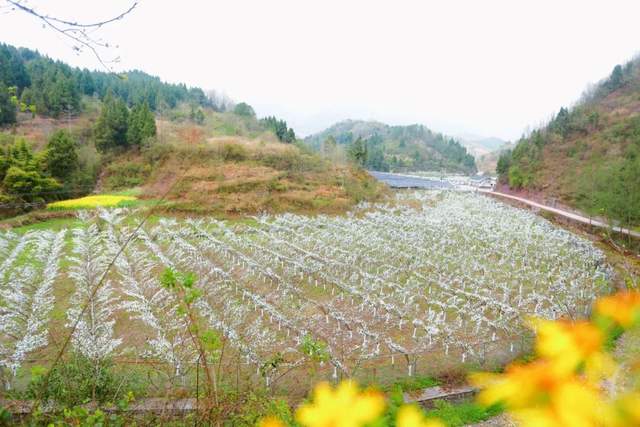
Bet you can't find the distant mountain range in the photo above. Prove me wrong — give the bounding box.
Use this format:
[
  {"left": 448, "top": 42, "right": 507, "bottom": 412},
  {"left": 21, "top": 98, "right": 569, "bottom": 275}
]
[
  {"left": 475, "top": 142, "right": 514, "bottom": 175},
  {"left": 455, "top": 134, "right": 508, "bottom": 158},
  {"left": 304, "top": 120, "right": 477, "bottom": 174}
]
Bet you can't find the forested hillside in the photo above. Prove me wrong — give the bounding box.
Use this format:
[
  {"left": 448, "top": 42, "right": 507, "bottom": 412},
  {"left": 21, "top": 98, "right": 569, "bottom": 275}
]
[
  {"left": 497, "top": 58, "right": 640, "bottom": 227},
  {"left": 0, "top": 43, "right": 212, "bottom": 123},
  {"left": 0, "top": 43, "right": 382, "bottom": 217},
  {"left": 305, "top": 120, "right": 476, "bottom": 174}
]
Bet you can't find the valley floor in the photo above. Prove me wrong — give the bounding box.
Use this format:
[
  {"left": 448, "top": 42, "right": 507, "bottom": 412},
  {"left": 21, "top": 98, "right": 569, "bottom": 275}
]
[{"left": 0, "top": 188, "right": 625, "bottom": 425}]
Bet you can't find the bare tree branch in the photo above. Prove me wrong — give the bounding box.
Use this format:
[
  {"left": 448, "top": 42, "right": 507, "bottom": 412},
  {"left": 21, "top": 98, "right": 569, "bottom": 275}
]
[
  {"left": 4, "top": 0, "right": 138, "bottom": 70},
  {"left": 6, "top": 0, "right": 138, "bottom": 28}
]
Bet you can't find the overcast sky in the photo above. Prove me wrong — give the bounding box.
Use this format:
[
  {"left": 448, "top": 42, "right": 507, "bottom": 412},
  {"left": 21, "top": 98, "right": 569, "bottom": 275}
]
[{"left": 1, "top": 0, "right": 639, "bottom": 140}]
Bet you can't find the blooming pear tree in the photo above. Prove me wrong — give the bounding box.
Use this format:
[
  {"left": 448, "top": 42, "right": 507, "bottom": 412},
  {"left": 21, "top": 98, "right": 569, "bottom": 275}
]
[
  {"left": 0, "top": 190, "right": 613, "bottom": 391},
  {"left": 66, "top": 215, "right": 122, "bottom": 361},
  {"left": 0, "top": 230, "right": 65, "bottom": 382}
]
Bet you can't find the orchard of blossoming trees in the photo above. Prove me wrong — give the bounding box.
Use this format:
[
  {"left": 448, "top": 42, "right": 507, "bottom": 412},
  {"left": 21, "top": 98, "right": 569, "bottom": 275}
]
[{"left": 0, "top": 192, "right": 612, "bottom": 390}]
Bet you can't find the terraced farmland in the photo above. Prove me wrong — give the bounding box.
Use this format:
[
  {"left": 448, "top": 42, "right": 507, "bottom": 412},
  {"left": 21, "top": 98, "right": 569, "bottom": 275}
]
[{"left": 0, "top": 191, "right": 611, "bottom": 393}]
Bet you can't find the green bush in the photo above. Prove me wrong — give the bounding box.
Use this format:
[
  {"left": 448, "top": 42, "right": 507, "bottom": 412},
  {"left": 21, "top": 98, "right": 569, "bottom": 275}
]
[
  {"left": 508, "top": 165, "right": 524, "bottom": 188},
  {"left": 220, "top": 143, "right": 248, "bottom": 161},
  {"left": 267, "top": 179, "right": 288, "bottom": 192},
  {"left": 27, "top": 354, "right": 122, "bottom": 406},
  {"left": 105, "top": 161, "right": 150, "bottom": 189},
  {"left": 343, "top": 173, "right": 383, "bottom": 204},
  {"left": 261, "top": 150, "right": 324, "bottom": 173},
  {"left": 424, "top": 400, "right": 503, "bottom": 427},
  {"left": 143, "top": 140, "right": 173, "bottom": 164},
  {"left": 384, "top": 375, "right": 438, "bottom": 393},
  {"left": 225, "top": 391, "right": 295, "bottom": 427}
]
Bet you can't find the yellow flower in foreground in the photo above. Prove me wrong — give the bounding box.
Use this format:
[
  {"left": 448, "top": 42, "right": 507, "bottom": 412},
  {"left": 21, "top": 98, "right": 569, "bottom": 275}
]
[
  {"left": 532, "top": 318, "right": 613, "bottom": 380},
  {"left": 295, "top": 381, "right": 385, "bottom": 427},
  {"left": 472, "top": 291, "right": 640, "bottom": 427},
  {"left": 613, "top": 392, "right": 640, "bottom": 426},
  {"left": 472, "top": 361, "right": 563, "bottom": 408},
  {"left": 397, "top": 405, "right": 445, "bottom": 427},
  {"left": 476, "top": 367, "right": 607, "bottom": 427},
  {"left": 257, "top": 416, "right": 286, "bottom": 427},
  {"left": 47, "top": 195, "right": 137, "bottom": 209},
  {"left": 596, "top": 291, "right": 640, "bottom": 327}
]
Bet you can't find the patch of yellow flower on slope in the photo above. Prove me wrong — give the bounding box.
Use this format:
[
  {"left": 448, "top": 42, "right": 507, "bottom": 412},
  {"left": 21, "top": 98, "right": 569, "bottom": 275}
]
[{"left": 47, "top": 195, "right": 137, "bottom": 209}]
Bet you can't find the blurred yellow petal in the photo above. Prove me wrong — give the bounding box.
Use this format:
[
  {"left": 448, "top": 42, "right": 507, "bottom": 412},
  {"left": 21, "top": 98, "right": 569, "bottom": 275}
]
[
  {"left": 512, "top": 408, "right": 557, "bottom": 427},
  {"left": 397, "top": 405, "right": 445, "bottom": 427},
  {"left": 551, "top": 380, "right": 606, "bottom": 427},
  {"left": 584, "top": 351, "right": 616, "bottom": 383},
  {"left": 397, "top": 405, "right": 424, "bottom": 427},
  {"left": 596, "top": 291, "right": 640, "bottom": 327},
  {"left": 472, "top": 292, "right": 640, "bottom": 427},
  {"left": 258, "top": 416, "right": 286, "bottom": 427},
  {"left": 473, "top": 361, "right": 564, "bottom": 409},
  {"left": 533, "top": 319, "right": 604, "bottom": 375},
  {"left": 295, "top": 380, "right": 385, "bottom": 427},
  {"left": 612, "top": 392, "right": 640, "bottom": 426},
  {"left": 509, "top": 380, "right": 608, "bottom": 427}
]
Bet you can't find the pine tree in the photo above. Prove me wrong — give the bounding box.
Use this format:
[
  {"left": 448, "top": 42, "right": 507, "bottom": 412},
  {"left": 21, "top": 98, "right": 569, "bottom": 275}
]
[
  {"left": 233, "top": 102, "right": 255, "bottom": 117},
  {"left": 0, "top": 83, "right": 16, "bottom": 126},
  {"left": 607, "top": 64, "right": 624, "bottom": 91},
  {"left": 286, "top": 127, "right": 296, "bottom": 143},
  {"left": 94, "top": 92, "right": 129, "bottom": 151},
  {"left": 348, "top": 137, "right": 368, "bottom": 166},
  {"left": 194, "top": 108, "right": 205, "bottom": 125},
  {"left": 127, "top": 101, "right": 156, "bottom": 147},
  {"left": 46, "top": 129, "right": 78, "bottom": 180}
]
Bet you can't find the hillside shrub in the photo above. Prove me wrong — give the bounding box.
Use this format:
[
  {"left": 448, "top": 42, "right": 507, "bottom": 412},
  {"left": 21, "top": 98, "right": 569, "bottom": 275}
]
[
  {"left": 220, "top": 143, "right": 248, "bottom": 161},
  {"left": 343, "top": 172, "right": 384, "bottom": 203},
  {"left": 27, "top": 354, "right": 122, "bottom": 406},
  {"left": 508, "top": 165, "right": 524, "bottom": 188},
  {"left": 261, "top": 150, "right": 324, "bottom": 173},
  {"left": 104, "top": 160, "right": 150, "bottom": 189},
  {"left": 142, "top": 140, "right": 173, "bottom": 164}
]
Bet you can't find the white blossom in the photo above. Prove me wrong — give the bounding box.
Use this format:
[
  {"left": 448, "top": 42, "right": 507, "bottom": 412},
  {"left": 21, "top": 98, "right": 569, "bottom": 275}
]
[{"left": 66, "top": 221, "right": 122, "bottom": 360}]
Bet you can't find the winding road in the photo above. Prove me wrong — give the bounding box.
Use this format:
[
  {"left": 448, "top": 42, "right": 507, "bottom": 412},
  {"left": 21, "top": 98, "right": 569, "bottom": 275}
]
[
  {"left": 480, "top": 189, "right": 640, "bottom": 239},
  {"left": 369, "top": 171, "right": 639, "bottom": 240}
]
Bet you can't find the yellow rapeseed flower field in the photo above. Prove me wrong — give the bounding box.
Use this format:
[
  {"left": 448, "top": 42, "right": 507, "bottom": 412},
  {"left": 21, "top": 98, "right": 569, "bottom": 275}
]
[{"left": 47, "top": 195, "right": 137, "bottom": 210}]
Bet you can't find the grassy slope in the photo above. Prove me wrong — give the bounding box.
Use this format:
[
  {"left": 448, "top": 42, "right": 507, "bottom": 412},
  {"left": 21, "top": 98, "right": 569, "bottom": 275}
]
[
  {"left": 99, "top": 109, "right": 386, "bottom": 217},
  {"left": 1, "top": 103, "right": 385, "bottom": 223},
  {"left": 537, "top": 83, "right": 640, "bottom": 202}
]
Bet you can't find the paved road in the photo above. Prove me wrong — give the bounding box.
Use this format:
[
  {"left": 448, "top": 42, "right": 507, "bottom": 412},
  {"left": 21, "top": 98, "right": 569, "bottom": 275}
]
[{"left": 481, "top": 189, "right": 640, "bottom": 239}]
